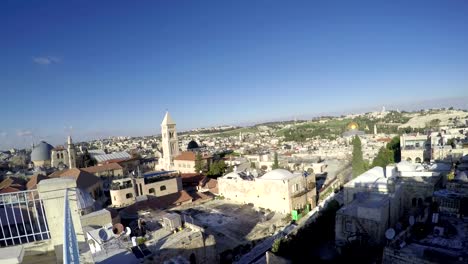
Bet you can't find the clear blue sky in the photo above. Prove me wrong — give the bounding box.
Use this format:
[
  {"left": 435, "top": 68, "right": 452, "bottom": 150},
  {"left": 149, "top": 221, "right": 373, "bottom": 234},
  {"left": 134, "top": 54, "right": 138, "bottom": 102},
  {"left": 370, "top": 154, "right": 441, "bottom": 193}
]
[{"left": 1, "top": 0, "right": 468, "bottom": 149}]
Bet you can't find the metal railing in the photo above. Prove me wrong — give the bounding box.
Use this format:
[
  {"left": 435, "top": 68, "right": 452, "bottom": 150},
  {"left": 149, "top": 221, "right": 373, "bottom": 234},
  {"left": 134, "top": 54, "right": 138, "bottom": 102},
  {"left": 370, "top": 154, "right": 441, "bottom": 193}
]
[
  {"left": 63, "top": 189, "right": 80, "bottom": 264},
  {"left": 0, "top": 189, "right": 50, "bottom": 247}
]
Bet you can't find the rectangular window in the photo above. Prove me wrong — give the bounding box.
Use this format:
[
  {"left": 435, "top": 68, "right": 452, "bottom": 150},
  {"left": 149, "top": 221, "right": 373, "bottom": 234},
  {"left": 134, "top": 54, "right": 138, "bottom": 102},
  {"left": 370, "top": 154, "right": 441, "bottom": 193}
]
[
  {"left": 345, "top": 220, "right": 353, "bottom": 232},
  {"left": 293, "top": 183, "right": 299, "bottom": 192}
]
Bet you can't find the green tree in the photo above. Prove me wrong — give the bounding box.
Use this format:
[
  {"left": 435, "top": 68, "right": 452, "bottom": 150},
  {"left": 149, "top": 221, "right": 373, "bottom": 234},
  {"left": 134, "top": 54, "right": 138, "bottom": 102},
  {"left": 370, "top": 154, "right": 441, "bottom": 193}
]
[
  {"left": 372, "top": 147, "right": 394, "bottom": 168},
  {"left": 272, "top": 238, "right": 285, "bottom": 253},
  {"left": 194, "top": 153, "right": 203, "bottom": 173},
  {"left": 352, "top": 136, "right": 366, "bottom": 177},
  {"left": 272, "top": 152, "right": 279, "bottom": 170},
  {"left": 207, "top": 160, "right": 227, "bottom": 177},
  {"left": 386, "top": 136, "right": 401, "bottom": 162},
  {"left": 427, "top": 119, "right": 441, "bottom": 128}
]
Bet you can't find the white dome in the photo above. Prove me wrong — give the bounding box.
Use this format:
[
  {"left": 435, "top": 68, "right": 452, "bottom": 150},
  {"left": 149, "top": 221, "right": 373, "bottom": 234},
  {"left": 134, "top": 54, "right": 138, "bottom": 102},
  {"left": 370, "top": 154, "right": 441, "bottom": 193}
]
[{"left": 261, "top": 169, "right": 296, "bottom": 180}]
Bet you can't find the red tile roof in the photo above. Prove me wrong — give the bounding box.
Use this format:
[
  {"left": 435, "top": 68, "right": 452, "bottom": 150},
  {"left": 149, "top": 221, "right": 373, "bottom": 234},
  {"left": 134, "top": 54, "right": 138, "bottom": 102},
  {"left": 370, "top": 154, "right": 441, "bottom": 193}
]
[
  {"left": 180, "top": 173, "right": 204, "bottom": 185},
  {"left": 174, "top": 152, "right": 196, "bottom": 161},
  {"left": 49, "top": 168, "right": 101, "bottom": 189},
  {"left": 174, "top": 152, "right": 212, "bottom": 161},
  {"left": 26, "top": 174, "right": 48, "bottom": 190},
  {"left": 82, "top": 163, "right": 123, "bottom": 174},
  {"left": 0, "top": 186, "right": 22, "bottom": 194}
]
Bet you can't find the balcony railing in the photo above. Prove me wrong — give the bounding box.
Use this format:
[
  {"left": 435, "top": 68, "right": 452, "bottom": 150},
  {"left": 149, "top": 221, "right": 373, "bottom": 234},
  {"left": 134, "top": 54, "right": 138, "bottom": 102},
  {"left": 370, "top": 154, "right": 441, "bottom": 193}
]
[
  {"left": 63, "top": 189, "right": 80, "bottom": 263},
  {"left": 110, "top": 183, "right": 133, "bottom": 190},
  {"left": 0, "top": 189, "right": 50, "bottom": 247}
]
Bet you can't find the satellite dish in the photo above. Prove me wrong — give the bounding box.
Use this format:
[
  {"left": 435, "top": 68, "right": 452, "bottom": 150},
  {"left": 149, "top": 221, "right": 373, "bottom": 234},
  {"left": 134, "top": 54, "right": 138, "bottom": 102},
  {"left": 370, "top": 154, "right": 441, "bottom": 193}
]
[
  {"left": 98, "top": 229, "right": 109, "bottom": 242},
  {"left": 409, "top": 216, "right": 415, "bottom": 226},
  {"left": 113, "top": 223, "right": 124, "bottom": 235},
  {"left": 385, "top": 228, "right": 396, "bottom": 240}
]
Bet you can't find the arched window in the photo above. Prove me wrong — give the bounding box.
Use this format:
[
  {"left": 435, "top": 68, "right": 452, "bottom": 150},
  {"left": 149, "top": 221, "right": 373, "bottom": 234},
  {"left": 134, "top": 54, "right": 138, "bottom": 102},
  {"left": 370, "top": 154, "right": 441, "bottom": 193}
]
[
  {"left": 160, "top": 185, "right": 166, "bottom": 191},
  {"left": 57, "top": 153, "right": 60, "bottom": 159},
  {"left": 126, "top": 193, "right": 133, "bottom": 199},
  {"left": 61, "top": 153, "right": 64, "bottom": 159},
  {"left": 415, "top": 157, "right": 421, "bottom": 163},
  {"left": 149, "top": 188, "right": 155, "bottom": 194},
  {"left": 406, "top": 157, "right": 412, "bottom": 162}
]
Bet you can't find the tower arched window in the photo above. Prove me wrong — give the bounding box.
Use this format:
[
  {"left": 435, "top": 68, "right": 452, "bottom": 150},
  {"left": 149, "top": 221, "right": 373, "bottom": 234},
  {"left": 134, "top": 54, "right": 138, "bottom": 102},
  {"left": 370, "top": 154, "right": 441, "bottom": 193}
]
[
  {"left": 61, "top": 153, "right": 64, "bottom": 159},
  {"left": 57, "top": 153, "right": 60, "bottom": 159}
]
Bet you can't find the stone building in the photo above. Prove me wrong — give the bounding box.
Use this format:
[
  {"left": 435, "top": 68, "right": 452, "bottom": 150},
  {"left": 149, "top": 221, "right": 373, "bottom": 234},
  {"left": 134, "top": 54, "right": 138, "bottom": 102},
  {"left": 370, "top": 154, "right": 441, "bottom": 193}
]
[
  {"left": 158, "top": 112, "right": 180, "bottom": 171},
  {"left": 173, "top": 151, "right": 212, "bottom": 174},
  {"left": 218, "top": 169, "right": 316, "bottom": 214},
  {"left": 400, "top": 134, "right": 430, "bottom": 163},
  {"left": 335, "top": 162, "right": 443, "bottom": 247},
  {"left": 51, "top": 136, "right": 77, "bottom": 169},
  {"left": 336, "top": 166, "right": 403, "bottom": 246},
  {"left": 109, "top": 171, "right": 182, "bottom": 207}
]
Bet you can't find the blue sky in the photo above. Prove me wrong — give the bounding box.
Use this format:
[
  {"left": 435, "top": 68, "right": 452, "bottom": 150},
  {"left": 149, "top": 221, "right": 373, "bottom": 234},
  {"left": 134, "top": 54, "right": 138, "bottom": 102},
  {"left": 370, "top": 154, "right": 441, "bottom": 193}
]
[{"left": 1, "top": 0, "right": 468, "bottom": 149}]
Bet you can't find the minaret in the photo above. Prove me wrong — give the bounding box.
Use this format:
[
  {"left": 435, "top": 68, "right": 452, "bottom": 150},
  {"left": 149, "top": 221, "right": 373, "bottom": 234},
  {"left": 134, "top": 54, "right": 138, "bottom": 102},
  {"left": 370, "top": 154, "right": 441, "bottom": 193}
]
[
  {"left": 161, "top": 112, "right": 179, "bottom": 170},
  {"left": 67, "top": 136, "right": 76, "bottom": 169},
  {"left": 374, "top": 124, "right": 378, "bottom": 135}
]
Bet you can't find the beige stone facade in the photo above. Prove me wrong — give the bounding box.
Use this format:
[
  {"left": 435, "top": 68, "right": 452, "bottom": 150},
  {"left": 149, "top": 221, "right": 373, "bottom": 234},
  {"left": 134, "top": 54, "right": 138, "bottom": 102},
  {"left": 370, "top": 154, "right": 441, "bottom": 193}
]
[
  {"left": 110, "top": 175, "right": 182, "bottom": 207},
  {"left": 218, "top": 169, "right": 316, "bottom": 214}
]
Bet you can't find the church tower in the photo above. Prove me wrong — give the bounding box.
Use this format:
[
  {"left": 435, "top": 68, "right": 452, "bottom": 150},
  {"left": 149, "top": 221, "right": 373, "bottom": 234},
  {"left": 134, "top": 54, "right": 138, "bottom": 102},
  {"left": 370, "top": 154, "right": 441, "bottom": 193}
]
[
  {"left": 67, "top": 136, "right": 76, "bottom": 169},
  {"left": 161, "top": 112, "right": 179, "bottom": 170}
]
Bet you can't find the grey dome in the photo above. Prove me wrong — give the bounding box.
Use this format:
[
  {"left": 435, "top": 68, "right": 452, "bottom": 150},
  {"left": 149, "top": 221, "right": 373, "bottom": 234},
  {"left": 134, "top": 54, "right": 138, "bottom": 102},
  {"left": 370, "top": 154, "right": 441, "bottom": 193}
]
[
  {"left": 187, "top": 140, "right": 199, "bottom": 150},
  {"left": 31, "top": 141, "right": 54, "bottom": 161}
]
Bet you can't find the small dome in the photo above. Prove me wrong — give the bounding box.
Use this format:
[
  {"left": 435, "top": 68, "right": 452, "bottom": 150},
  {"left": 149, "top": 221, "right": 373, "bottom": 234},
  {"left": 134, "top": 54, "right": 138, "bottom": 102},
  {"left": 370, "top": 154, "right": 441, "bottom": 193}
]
[
  {"left": 262, "top": 169, "right": 295, "bottom": 180},
  {"left": 31, "top": 141, "right": 54, "bottom": 161},
  {"left": 187, "top": 140, "right": 199, "bottom": 150}
]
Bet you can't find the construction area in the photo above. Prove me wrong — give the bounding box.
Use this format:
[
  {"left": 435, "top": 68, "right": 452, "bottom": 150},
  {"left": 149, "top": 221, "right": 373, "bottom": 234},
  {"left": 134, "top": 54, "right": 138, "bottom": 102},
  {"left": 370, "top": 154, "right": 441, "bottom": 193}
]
[{"left": 173, "top": 199, "right": 288, "bottom": 261}]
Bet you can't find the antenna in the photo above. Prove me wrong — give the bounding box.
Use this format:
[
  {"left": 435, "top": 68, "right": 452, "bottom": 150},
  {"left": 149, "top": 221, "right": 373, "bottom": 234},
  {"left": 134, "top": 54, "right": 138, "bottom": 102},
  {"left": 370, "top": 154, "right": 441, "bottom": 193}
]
[{"left": 385, "top": 228, "right": 395, "bottom": 240}]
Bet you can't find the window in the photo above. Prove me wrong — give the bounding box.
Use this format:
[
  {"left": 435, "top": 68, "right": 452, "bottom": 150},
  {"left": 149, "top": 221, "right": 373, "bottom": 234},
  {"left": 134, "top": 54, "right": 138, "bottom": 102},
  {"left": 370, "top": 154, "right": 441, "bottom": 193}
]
[
  {"left": 293, "top": 183, "right": 299, "bottom": 192},
  {"left": 57, "top": 153, "right": 60, "bottom": 159},
  {"left": 160, "top": 185, "right": 166, "bottom": 191},
  {"left": 126, "top": 193, "right": 133, "bottom": 199},
  {"left": 149, "top": 188, "right": 155, "bottom": 194},
  {"left": 345, "top": 220, "right": 354, "bottom": 232},
  {"left": 61, "top": 153, "right": 64, "bottom": 159},
  {"left": 412, "top": 198, "right": 417, "bottom": 207}
]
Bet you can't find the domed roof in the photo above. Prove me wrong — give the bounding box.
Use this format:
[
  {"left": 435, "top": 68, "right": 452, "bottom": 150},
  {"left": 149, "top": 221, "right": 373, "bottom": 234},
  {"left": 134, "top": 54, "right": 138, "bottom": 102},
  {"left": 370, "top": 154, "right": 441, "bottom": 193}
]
[
  {"left": 31, "top": 141, "right": 54, "bottom": 161},
  {"left": 187, "top": 140, "right": 199, "bottom": 150},
  {"left": 261, "top": 169, "right": 296, "bottom": 180}
]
